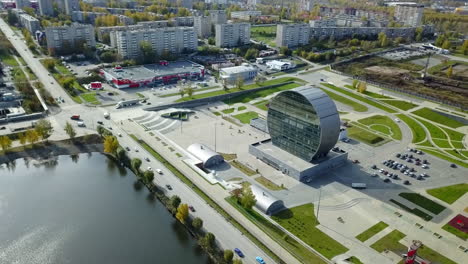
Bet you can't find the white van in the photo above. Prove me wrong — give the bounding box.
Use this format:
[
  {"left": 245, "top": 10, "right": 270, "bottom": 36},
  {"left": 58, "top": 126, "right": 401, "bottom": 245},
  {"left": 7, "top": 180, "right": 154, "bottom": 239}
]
[
  {"left": 155, "top": 169, "right": 163, "bottom": 175},
  {"left": 77, "top": 121, "right": 85, "bottom": 127}
]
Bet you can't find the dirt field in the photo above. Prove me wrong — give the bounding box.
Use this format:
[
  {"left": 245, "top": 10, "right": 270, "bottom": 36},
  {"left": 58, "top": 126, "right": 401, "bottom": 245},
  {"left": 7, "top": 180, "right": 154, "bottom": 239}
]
[{"left": 365, "top": 66, "right": 409, "bottom": 75}]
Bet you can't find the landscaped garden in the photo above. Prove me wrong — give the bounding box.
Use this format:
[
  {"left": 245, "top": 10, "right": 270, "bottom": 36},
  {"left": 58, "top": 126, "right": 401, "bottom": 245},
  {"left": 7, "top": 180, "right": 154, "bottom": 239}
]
[
  {"left": 412, "top": 108, "right": 465, "bottom": 128},
  {"left": 426, "top": 183, "right": 468, "bottom": 204},
  {"left": 358, "top": 115, "right": 402, "bottom": 140},
  {"left": 250, "top": 25, "right": 276, "bottom": 46},
  {"left": 321, "top": 89, "right": 368, "bottom": 112},
  {"left": 347, "top": 125, "right": 387, "bottom": 145},
  {"left": 233, "top": 111, "right": 259, "bottom": 124},
  {"left": 355, "top": 221, "right": 389, "bottom": 242}
]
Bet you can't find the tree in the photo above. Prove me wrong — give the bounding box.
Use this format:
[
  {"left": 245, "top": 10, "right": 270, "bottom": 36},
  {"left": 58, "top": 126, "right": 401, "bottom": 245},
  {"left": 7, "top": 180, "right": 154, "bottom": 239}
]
[
  {"left": 185, "top": 86, "right": 194, "bottom": 98},
  {"left": 201, "top": 232, "right": 215, "bottom": 249},
  {"left": 240, "top": 186, "right": 256, "bottom": 210},
  {"left": 7, "top": 9, "right": 18, "bottom": 25},
  {"left": 26, "top": 129, "right": 39, "bottom": 145},
  {"left": 279, "top": 46, "right": 291, "bottom": 56},
  {"left": 254, "top": 75, "right": 265, "bottom": 85},
  {"left": 244, "top": 48, "right": 259, "bottom": 60},
  {"left": 115, "top": 146, "right": 127, "bottom": 162},
  {"left": 18, "top": 132, "right": 27, "bottom": 146},
  {"left": 352, "top": 79, "right": 359, "bottom": 89},
  {"left": 441, "top": 40, "right": 451, "bottom": 50},
  {"left": 235, "top": 76, "right": 244, "bottom": 90},
  {"left": 43, "top": 59, "right": 56, "bottom": 72},
  {"left": 35, "top": 119, "right": 54, "bottom": 140},
  {"left": 233, "top": 259, "right": 243, "bottom": 264},
  {"left": 192, "top": 217, "right": 203, "bottom": 231},
  {"left": 224, "top": 250, "right": 234, "bottom": 263},
  {"left": 100, "top": 51, "right": 117, "bottom": 63},
  {"left": 64, "top": 122, "right": 76, "bottom": 139},
  {"left": 208, "top": 37, "right": 215, "bottom": 45},
  {"left": 97, "top": 125, "right": 105, "bottom": 137},
  {"left": 139, "top": 41, "right": 156, "bottom": 64},
  {"left": 143, "top": 170, "right": 154, "bottom": 183},
  {"left": 447, "top": 65, "right": 453, "bottom": 78},
  {"left": 357, "top": 82, "right": 367, "bottom": 93},
  {"left": 176, "top": 203, "right": 189, "bottom": 224},
  {"left": 103, "top": 135, "right": 119, "bottom": 155},
  {"left": 461, "top": 40, "right": 468, "bottom": 55},
  {"left": 0, "top": 136, "right": 12, "bottom": 151},
  {"left": 170, "top": 195, "right": 181, "bottom": 209},
  {"left": 434, "top": 35, "right": 445, "bottom": 47},
  {"left": 131, "top": 158, "right": 142, "bottom": 172},
  {"left": 179, "top": 88, "right": 185, "bottom": 98}
]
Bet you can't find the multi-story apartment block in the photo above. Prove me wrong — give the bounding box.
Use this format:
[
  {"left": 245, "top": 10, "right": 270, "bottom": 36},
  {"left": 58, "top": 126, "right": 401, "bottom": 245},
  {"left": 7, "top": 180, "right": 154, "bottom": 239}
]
[
  {"left": 117, "top": 15, "right": 134, "bottom": 25},
  {"left": 19, "top": 13, "right": 40, "bottom": 33},
  {"left": 194, "top": 16, "right": 211, "bottom": 38},
  {"left": 173, "top": 16, "right": 194, "bottom": 27},
  {"left": 71, "top": 11, "right": 107, "bottom": 24},
  {"left": 394, "top": 3, "right": 424, "bottom": 27},
  {"left": 276, "top": 23, "right": 310, "bottom": 48},
  {"left": 114, "top": 27, "right": 197, "bottom": 59},
  {"left": 209, "top": 10, "right": 227, "bottom": 25},
  {"left": 230, "top": 11, "right": 262, "bottom": 21},
  {"left": 215, "top": 23, "right": 250, "bottom": 48},
  {"left": 309, "top": 26, "right": 433, "bottom": 41},
  {"left": 45, "top": 24, "right": 96, "bottom": 54},
  {"left": 64, "top": 0, "right": 79, "bottom": 15},
  {"left": 97, "top": 21, "right": 169, "bottom": 42},
  {"left": 15, "top": 0, "right": 29, "bottom": 9},
  {"left": 38, "top": 0, "right": 53, "bottom": 16}
]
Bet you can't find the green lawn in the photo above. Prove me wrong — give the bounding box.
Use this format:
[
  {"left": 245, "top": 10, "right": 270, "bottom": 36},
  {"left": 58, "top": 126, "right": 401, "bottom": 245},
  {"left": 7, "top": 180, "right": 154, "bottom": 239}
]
[
  {"left": 417, "top": 148, "right": 468, "bottom": 168},
  {"left": 382, "top": 100, "right": 418, "bottom": 111},
  {"left": 370, "top": 230, "right": 407, "bottom": 253},
  {"left": 432, "top": 139, "right": 452, "bottom": 148},
  {"left": 346, "top": 256, "right": 364, "bottom": 264},
  {"left": 440, "top": 126, "right": 465, "bottom": 142},
  {"left": 417, "top": 244, "right": 458, "bottom": 264},
  {"left": 229, "top": 160, "right": 257, "bottom": 176},
  {"left": 442, "top": 223, "right": 468, "bottom": 241},
  {"left": 426, "top": 183, "right": 468, "bottom": 204},
  {"left": 136, "top": 92, "right": 145, "bottom": 98},
  {"left": 237, "top": 106, "right": 246, "bottom": 111},
  {"left": 412, "top": 108, "right": 465, "bottom": 128},
  {"left": 355, "top": 221, "right": 389, "bottom": 242},
  {"left": 55, "top": 63, "right": 72, "bottom": 75},
  {"left": 0, "top": 53, "right": 19, "bottom": 66},
  {"left": 398, "top": 193, "right": 446, "bottom": 215},
  {"left": 226, "top": 197, "right": 327, "bottom": 264},
  {"left": 160, "top": 86, "right": 220, "bottom": 97},
  {"left": 233, "top": 111, "right": 259, "bottom": 124},
  {"left": 415, "top": 117, "right": 447, "bottom": 140},
  {"left": 221, "top": 108, "right": 235, "bottom": 114},
  {"left": 253, "top": 100, "right": 269, "bottom": 111},
  {"left": 396, "top": 114, "right": 426, "bottom": 143},
  {"left": 250, "top": 25, "right": 277, "bottom": 46},
  {"left": 321, "top": 83, "right": 397, "bottom": 113},
  {"left": 343, "top": 85, "right": 392, "bottom": 99},
  {"left": 358, "top": 115, "right": 402, "bottom": 140},
  {"left": 255, "top": 176, "right": 284, "bottom": 191},
  {"left": 80, "top": 92, "right": 100, "bottom": 105},
  {"left": 321, "top": 89, "right": 368, "bottom": 112},
  {"left": 389, "top": 199, "right": 433, "bottom": 221},
  {"left": 272, "top": 204, "right": 349, "bottom": 259},
  {"left": 225, "top": 82, "right": 301, "bottom": 105},
  {"left": 347, "top": 125, "right": 386, "bottom": 145}
]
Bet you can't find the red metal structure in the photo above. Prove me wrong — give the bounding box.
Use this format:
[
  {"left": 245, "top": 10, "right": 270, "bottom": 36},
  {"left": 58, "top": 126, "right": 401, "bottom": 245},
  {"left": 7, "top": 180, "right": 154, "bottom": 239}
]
[{"left": 405, "top": 240, "right": 431, "bottom": 264}]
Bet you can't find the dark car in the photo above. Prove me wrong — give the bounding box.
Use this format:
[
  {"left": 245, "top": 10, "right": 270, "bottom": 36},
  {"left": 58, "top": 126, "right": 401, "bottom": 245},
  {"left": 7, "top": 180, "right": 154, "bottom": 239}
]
[
  {"left": 234, "top": 248, "right": 244, "bottom": 258},
  {"left": 403, "top": 180, "right": 410, "bottom": 185},
  {"left": 125, "top": 146, "right": 130, "bottom": 151},
  {"left": 97, "top": 121, "right": 103, "bottom": 125},
  {"left": 371, "top": 165, "right": 377, "bottom": 169},
  {"left": 166, "top": 184, "right": 173, "bottom": 190},
  {"left": 0, "top": 126, "right": 5, "bottom": 130},
  {"left": 450, "top": 163, "right": 457, "bottom": 168},
  {"left": 396, "top": 153, "right": 401, "bottom": 158},
  {"left": 107, "top": 92, "right": 114, "bottom": 96},
  {"left": 383, "top": 178, "right": 391, "bottom": 183},
  {"left": 189, "top": 205, "right": 195, "bottom": 212}
]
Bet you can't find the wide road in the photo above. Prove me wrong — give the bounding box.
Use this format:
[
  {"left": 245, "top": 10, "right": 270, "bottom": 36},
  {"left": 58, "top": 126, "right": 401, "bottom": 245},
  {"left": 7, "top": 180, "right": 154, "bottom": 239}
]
[
  {"left": 0, "top": 18, "right": 74, "bottom": 108},
  {"left": 98, "top": 116, "right": 275, "bottom": 264}
]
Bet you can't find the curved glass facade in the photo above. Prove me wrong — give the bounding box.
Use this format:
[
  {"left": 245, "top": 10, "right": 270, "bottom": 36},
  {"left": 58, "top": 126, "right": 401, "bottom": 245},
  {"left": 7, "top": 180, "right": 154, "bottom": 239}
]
[{"left": 267, "top": 87, "right": 340, "bottom": 161}]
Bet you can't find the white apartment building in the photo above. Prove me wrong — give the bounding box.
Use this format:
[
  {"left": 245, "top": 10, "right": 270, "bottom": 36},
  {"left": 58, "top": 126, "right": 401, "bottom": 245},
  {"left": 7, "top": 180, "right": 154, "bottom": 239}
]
[
  {"left": 19, "top": 13, "right": 40, "bottom": 34},
  {"left": 114, "top": 27, "right": 197, "bottom": 59},
  {"left": 194, "top": 16, "right": 212, "bottom": 38},
  {"left": 276, "top": 23, "right": 310, "bottom": 48},
  {"left": 230, "top": 11, "right": 262, "bottom": 20},
  {"left": 174, "top": 16, "right": 194, "bottom": 27},
  {"left": 219, "top": 64, "right": 257, "bottom": 84},
  {"left": 64, "top": 0, "right": 79, "bottom": 15},
  {"left": 209, "top": 10, "right": 227, "bottom": 25},
  {"left": 45, "top": 24, "right": 96, "bottom": 53},
  {"left": 38, "top": 0, "right": 54, "bottom": 16},
  {"left": 215, "top": 23, "right": 251, "bottom": 48},
  {"left": 15, "top": 0, "right": 29, "bottom": 9},
  {"left": 394, "top": 3, "right": 424, "bottom": 27},
  {"left": 98, "top": 21, "right": 169, "bottom": 43}
]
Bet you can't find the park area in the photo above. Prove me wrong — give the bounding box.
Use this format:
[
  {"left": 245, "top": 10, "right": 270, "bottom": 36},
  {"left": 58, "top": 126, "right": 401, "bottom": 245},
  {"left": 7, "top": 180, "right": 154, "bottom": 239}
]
[
  {"left": 426, "top": 183, "right": 468, "bottom": 204},
  {"left": 250, "top": 25, "right": 276, "bottom": 47},
  {"left": 347, "top": 125, "right": 387, "bottom": 146},
  {"left": 358, "top": 115, "right": 402, "bottom": 140},
  {"left": 443, "top": 214, "right": 468, "bottom": 241}
]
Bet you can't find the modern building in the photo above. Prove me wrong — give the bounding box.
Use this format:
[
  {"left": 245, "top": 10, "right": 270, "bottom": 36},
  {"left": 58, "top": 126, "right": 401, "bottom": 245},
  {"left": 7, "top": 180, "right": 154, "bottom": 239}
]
[
  {"left": 249, "top": 86, "right": 347, "bottom": 182},
  {"left": 215, "top": 23, "right": 251, "bottom": 48},
  {"left": 194, "top": 16, "right": 212, "bottom": 38},
  {"left": 219, "top": 64, "right": 257, "bottom": 84},
  {"left": 100, "top": 61, "right": 205, "bottom": 89},
  {"left": 187, "top": 143, "right": 224, "bottom": 168},
  {"left": 98, "top": 21, "right": 170, "bottom": 43},
  {"left": 394, "top": 3, "right": 424, "bottom": 27},
  {"left": 19, "top": 13, "right": 40, "bottom": 33},
  {"left": 276, "top": 23, "right": 310, "bottom": 48},
  {"left": 266, "top": 60, "right": 293, "bottom": 71},
  {"left": 38, "top": 0, "right": 53, "bottom": 16},
  {"left": 230, "top": 11, "right": 262, "bottom": 20},
  {"left": 113, "top": 27, "right": 197, "bottom": 59},
  {"left": 250, "top": 184, "right": 284, "bottom": 215},
  {"left": 44, "top": 24, "right": 96, "bottom": 54}
]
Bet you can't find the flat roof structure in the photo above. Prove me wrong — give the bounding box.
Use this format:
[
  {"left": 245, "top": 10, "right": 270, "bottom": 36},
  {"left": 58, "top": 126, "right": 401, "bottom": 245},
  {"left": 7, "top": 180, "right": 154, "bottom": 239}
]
[{"left": 219, "top": 64, "right": 257, "bottom": 75}]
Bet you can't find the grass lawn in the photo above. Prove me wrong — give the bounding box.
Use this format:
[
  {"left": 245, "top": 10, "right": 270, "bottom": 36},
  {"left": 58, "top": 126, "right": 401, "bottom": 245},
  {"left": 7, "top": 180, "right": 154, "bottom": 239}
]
[
  {"left": 17, "top": 56, "right": 26, "bottom": 66},
  {"left": 355, "top": 221, "right": 389, "bottom": 242},
  {"left": 370, "top": 230, "right": 407, "bottom": 253},
  {"left": 358, "top": 115, "right": 402, "bottom": 140},
  {"left": 0, "top": 53, "right": 19, "bottom": 66},
  {"left": 250, "top": 25, "right": 276, "bottom": 46},
  {"left": 321, "top": 89, "right": 368, "bottom": 112},
  {"left": 417, "top": 148, "right": 468, "bottom": 168},
  {"left": 417, "top": 244, "right": 458, "bottom": 264},
  {"left": 221, "top": 108, "right": 235, "bottom": 114},
  {"left": 255, "top": 176, "right": 284, "bottom": 190},
  {"left": 321, "top": 83, "right": 397, "bottom": 113},
  {"left": 426, "top": 183, "right": 468, "bottom": 204},
  {"left": 396, "top": 114, "right": 426, "bottom": 143},
  {"left": 432, "top": 139, "right": 452, "bottom": 148},
  {"left": 346, "top": 256, "right": 364, "bottom": 264},
  {"left": 226, "top": 197, "right": 326, "bottom": 264},
  {"left": 212, "top": 111, "right": 221, "bottom": 116},
  {"left": 344, "top": 85, "right": 392, "bottom": 99},
  {"left": 412, "top": 108, "right": 465, "bottom": 128},
  {"left": 80, "top": 92, "right": 100, "bottom": 105},
  {"left": 253, "top": 100, "right": 269, "bottom": 111},
  {"left": 237, "top": 106, "right": 246, "bottom": 111},
  {"left": 414, "top": 117, "right": 447, "bottom": 140},
  {"left": 160, "top": 86, "right": 219, "bottom": 97},
  {"left": 382, "top": 100, "right": 418, "bottom": 111},
  {"left": 233, "top": 111, "right": 259, "bottom": 124},
  {"left": 389, "top": 199, "right": 433, "bottom": 221},
  {"left": 136, "top": 92, "right": 145, "bottom": 98},
  {"left": 440, "top": 126, "right": 465, "bottom": 142},
  {"left": 272, "top": 203, "right": 349, "bottom": 259},
  {"left": 225, "top": 82, "right": 302, "bottom": 105},
  {"left": 347, "top": 125, "right": 386, "bottom": 145},
  {"left": 175, "top": 77, "right": 302, "bottom": 102},
  {"left": 220, "top": 153, "right": 237, "bottom": 161},
  {"left": 398, "top": 193, "right": 446, "bottom": 215},
  {"left": 55, "top": 63, "right": 72, "bottom": 75},
  {"left": 229, "top": 160, "right": 257, "bottom": 176},
  {"left": 442, "top": 223, "right": 468, "bottom": 241}
]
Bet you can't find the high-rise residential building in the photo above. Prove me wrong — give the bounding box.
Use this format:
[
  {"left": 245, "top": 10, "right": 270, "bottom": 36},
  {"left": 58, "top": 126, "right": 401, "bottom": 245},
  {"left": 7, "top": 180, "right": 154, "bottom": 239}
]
[
  {"left": 194, "top": 16, "right": 211, "bottom": 38},
  {"left": 300, "top": 0, "right": 316, "bottom": 12},
  {"left": 64, "top": 0, "right": 79, "bottom": 15},
  {"left": 45, "top": 24, "right": 96, "bottom": 54},
  {"left": 114, "top": 27, "right": 197, "bottom": 59},
  {"left": 19, "top": 13, "right": 41, "bottom": 33},
  {"left": 15, "top": 0, "right": 29, "bottom": 9},
  {"left": 38, "top": 0, "right": 53, "bottom": 16},
  {"left": 276, "top": 24, "right": 310, "bottom": 48},
  {"left": 181, "top": 0, "right": 192, "bottom": 9},
  {"left": 209, "top": 10, "right": 227, "bottom": 25},
  {"left": 394, "top": 3, "right": 424, "bottom": 27},
  {"left": 173, "top": 16, "right": 194, "bottom": 27},
  {"left": 247, "top": 0, "right": 257, "bottom": 9},
  {"left": 215, "top": 23, "right": 250, "bottom": 48}
]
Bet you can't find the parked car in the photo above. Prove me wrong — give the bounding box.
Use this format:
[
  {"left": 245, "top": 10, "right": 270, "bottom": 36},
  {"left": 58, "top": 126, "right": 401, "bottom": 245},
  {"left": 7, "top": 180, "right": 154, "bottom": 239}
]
[
  {"left": 403, "top": 180, "right": 410, "bottom": 185},
  {"left": 166, "top": 184, "right": 173, "bottom": 190},
  {"left": 234, "top": 248, "right": 244, "bottom": 258},
  {"left": 255, "top": 256, "right": 266, "bottom": 264},
  {"left": 145, "top": 157, "right": 150, "bottom": 162},
  {"left": 97, "top": 121, "right": 103, "bottom": 125},
  {"left": 156, "top": 169, "right": 163, "bottom": 174},
  {"left": 383, "top": 178, "right": 391, "bottom": 183},
  {"left": 450, "top": 163, "right": 457, "bottom": 168},
  {"left": 189, "top": 205, "right": 195, "bottom": 212}
]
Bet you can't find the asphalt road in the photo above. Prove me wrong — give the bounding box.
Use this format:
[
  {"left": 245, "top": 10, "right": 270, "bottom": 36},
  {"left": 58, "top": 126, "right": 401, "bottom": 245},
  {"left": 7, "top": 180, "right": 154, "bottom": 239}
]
[
  {"left": 0, "top": 18, "right": 74, "bottom": 108},
  {"left": 104, "top": 119, "right": 274, "bottom": 264}
]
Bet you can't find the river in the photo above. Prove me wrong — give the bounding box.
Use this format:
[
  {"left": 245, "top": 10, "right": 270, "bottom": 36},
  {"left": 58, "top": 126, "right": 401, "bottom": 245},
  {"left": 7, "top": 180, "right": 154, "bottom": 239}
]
[{"left": 0, "top": 153, "right": 211, "bottom": 264}]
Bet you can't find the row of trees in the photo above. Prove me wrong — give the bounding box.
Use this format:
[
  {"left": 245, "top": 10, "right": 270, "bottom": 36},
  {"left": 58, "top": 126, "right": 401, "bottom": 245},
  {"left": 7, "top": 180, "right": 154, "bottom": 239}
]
[{"left": 0, "top": 119, "right": 53, "bottom": 152}]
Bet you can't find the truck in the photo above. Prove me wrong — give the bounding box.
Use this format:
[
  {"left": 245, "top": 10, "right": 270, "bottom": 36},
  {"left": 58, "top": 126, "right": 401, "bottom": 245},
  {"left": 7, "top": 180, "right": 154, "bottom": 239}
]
[
  {"left": 71, "top": 115, "right": 80, "bottom": 120},
  {"left": 116, "top": 99, "right": 139, "bottom": 109},
  {"left": 351, "top": 183, "right": 367, "bottom": 189}
]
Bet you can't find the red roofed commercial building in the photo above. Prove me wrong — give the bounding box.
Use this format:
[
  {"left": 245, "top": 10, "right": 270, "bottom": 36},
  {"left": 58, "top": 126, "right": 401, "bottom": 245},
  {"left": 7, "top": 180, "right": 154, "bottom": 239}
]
[{"left": 100, "top": 60, "right": 205, "bottom": 89}]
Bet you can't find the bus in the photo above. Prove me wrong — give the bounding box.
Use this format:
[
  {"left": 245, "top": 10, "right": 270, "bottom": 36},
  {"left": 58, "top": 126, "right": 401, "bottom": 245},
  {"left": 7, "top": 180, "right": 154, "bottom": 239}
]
[{"left": 351, "top": 183, "right": 367, "bottom": 189}]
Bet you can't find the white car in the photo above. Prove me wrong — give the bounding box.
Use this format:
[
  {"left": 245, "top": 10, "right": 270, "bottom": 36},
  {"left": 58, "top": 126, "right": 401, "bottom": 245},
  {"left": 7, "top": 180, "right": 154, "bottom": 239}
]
[
  {"left": 422, "top": 164, "right": 428, "bottom": 169},
  {"left": 156, "top": 169, "right": 163, "bottom": 175},
  {"left": 147, "top": 167, "right": 152, "bottom": 171}
]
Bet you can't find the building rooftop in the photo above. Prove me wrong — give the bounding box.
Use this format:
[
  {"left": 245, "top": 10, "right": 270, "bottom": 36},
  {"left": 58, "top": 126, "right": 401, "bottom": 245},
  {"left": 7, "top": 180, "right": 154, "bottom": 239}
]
[
  {"left": 104, "top": 61, "right": 204, "bottom": 81},
  {"left": 219, "top": 64, "right": 256, "bottom": 75}
]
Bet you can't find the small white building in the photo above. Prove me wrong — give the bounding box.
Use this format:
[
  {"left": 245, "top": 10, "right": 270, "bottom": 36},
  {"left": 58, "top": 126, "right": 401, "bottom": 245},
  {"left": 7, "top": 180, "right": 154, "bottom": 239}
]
[
  {"left": 219, "top": 64, "right": 258, "bottom": 84},
  {"left": 266, "top": 60, "right": 293, "bottom": 71}
]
